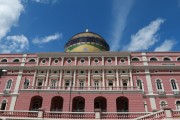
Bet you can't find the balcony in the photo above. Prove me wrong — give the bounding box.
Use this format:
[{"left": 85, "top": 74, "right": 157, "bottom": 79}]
[{"left": 20, "top": 86, "right": 141, "bottom": 93}]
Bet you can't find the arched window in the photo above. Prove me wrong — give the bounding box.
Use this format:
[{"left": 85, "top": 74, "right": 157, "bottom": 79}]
[
  {"left": 1, "top": 59, "right": 7, "bottom": 62},
  {"left": 163, "top": 57, "right": 171, "bottom": 61},
  {"left": 0, "top": 100, "right": 7, "bottom": 110},
  {"left": 29, "top": 59, "right": 35, "bottom": 62},
  {"left": 137, "top": 80, "right": 143, "bottom": 90},
  {"left": 132, "top": 58, "right": 140, "bottom": 62},
  {"left": 116, "top": 97, "right": 129, "bottom": 112},
  {"left": 171, "top": 79, "right": 177, "bottom": 90},
  {"left": 24, "top": 79, "right": 30, "bottom": 89},
  {"left": 13, "top": 59, "right": 20, "bottom": 62},
  {"left": 30, "top": 96, "right": 43, "bottom": 111},
  {"left": 150, "top": 57, "right": 158, "bottom": 61},
  {"left": 6, "top": 79, "right": 12, "bottom": 89},
  {"left": 72, "top": 96, "right": 85, "bottom": 112},
  {"left": 156, "top": 80, "right": 162, "bottom": 90},
  {"left": 51, "top": 96, "right": 63, "bottom": 111},
  {"left": 160, "top": 101, "right": 167, "bottom": 108},
  {"left": 176, "top": 101, "right": 180, "bottom": 110},
  {"left": 94, "top": 96, "right": 107, "bottom": 112}
]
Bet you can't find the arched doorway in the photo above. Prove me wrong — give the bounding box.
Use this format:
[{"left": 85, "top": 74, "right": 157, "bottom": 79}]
[
  {"left": 116, "top": 97, "right": 128, "bottom": 112},
  {"left": 94, "top": 96, "right": 107, "bottom": 112},
  {"left": 50, "top": 96, "right": 63, "bottom": 111},
  {"left": 72, "top": 96, "right": 85, "bottom": 112},
  {"left": 29, "top": 96, "right": 43, "bottom": 111}
]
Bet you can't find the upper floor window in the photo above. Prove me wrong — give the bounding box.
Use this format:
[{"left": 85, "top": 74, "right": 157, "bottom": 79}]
[
  {"left": 94, "top": 80, "right": 99, "bottom": 89},
  {"left": 67, "top": 58, "right": 72, "bottom": 64},
  {"left": 41, "top": 59, "right": 46, "bottom": 64},
  {"left": 13, "top": 59, "right": 19, "bottom": 62},
  {"left": 0, "top": 100, "right": 7, "bottom": 110},
  {"left": 160, "top": 101, "right": 167, "bottom": 108},
  {"left": 80, "top": 58, "right": 85, "bottom": 64},
  {"left": 37, "top": 79, "right": 43, "bottom": 89},
  {"left": 24, "top": 78, "right": 30, "bottom": 89},
  {"left": 29, "top": 59, "right": 36, "bottom": 62},
  {"left": 177, "top": 57, "right": 180, "bottom": 61},
  {"left": 108, "top": 80, "right": 113, "bottom": 87},
  {"left": 132, "top": 58, "right": 140, "bottom": 62},
  {"left": 6, "top": 79, "right": 12, "bottom": 89},
  {"left": 171, "top": 79, "right": 177, "bottom": 90},
  {"left": 50, "top": 79, "right": 57, "bottom": 89},
  {"left": 123, "top": 80, "right": 128, "bottom": 87},
  {"left": 94, "top": 58, "right": 99, "bottom": 63},
  {"left": 163, "top": 57, "right": 171, "bottom": 61},
  {"left": 79, "top": 80, "right": 85, "bottom": 89},
  {"left": 54, "top": 59, "right": 59, "bottom": 64},
  {"left": 150, "top": 57, "right": 158, "bottom": 61},
  {"left": 156, "top": 80, "right": 163, "bottom": 90},
  {"left": 1, "top": 59, "right": 7, "bottom": 62},
  {"left": 65, "top": 80, "right": 70, "bottom": 87},
  {"left": 120, "top": 58, "right": 126, "bottom": 63},
  {"left": 107, "top": 58, "right": 112, "bottom": 63},
  {"left": 176, "top": 101, "right": 180, "bottom": 110},
  {"left": 137, "top": 80, "right": 143, "bottom": 90}
]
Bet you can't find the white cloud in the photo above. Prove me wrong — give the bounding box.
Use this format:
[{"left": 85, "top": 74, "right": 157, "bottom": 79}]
[
  {"left": 32, "top": 33, "right": 62, "bottom": 44},
  {"left": 154, "top": 40, "right": 176, "bottom": 52},
  {"left": 110, "top": 0, "right": 134, "bottom": 51},
  {"left": 0, "top": 0, "right": 24, "bottom": 39},
  {"left": 0, "top": 35, "right": 29, "bottom": 53},
  {"left": 125, "top": 18, "right": 165, "bottom": 51},
  {"left": 31, "top": 0, "right": 58, "bottom": 4}
]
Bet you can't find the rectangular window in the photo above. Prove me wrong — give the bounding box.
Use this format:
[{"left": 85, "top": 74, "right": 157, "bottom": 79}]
[
  {"left": 79, "top": 80, "right": 84, "bottom": 89},
  {"left": 94, "top": 80, "right": 99, "bottom": 89},
  {"left": 37, "top": 79, "right": 43, "bottom": 89},
  {"left": 50, "top": 80, "right": 57, "bottom": 89}
]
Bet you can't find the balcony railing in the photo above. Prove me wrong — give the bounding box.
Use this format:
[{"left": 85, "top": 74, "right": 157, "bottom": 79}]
[
  {"left": 21, "top": 86, "right": 141, "bottom": 91},
  {"left": 0, "top": 110, "right": 38, "bottom": 118}
]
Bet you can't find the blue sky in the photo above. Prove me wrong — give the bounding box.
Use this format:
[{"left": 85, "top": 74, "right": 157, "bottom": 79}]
[{"left": 0, "top": 0, "right": 180, "bottom": 53}]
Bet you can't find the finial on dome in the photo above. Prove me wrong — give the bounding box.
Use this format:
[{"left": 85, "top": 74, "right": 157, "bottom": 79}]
[{"left": 85, "top": 29, "right": 89, "bottom": 32}]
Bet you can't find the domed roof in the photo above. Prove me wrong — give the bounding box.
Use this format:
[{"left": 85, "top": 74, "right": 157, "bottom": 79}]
[{"left": 65, "top": 30, "right": 110, "bottom": 52}]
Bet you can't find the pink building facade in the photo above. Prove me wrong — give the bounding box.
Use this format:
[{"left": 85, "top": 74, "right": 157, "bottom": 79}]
[{"left": 0, "top": 32, "right": 180, "bottom": 119}]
